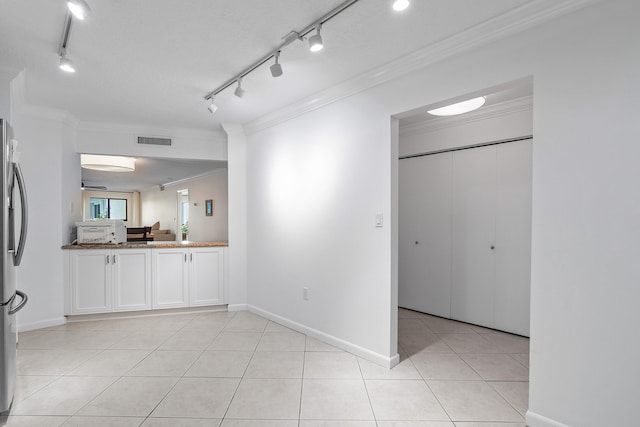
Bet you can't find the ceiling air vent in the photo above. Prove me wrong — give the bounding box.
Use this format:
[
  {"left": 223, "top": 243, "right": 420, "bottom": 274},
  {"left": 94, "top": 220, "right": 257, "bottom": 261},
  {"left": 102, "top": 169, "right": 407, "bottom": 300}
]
[{"left": 137, "top": 136, "right": 172, "bottom": 146}]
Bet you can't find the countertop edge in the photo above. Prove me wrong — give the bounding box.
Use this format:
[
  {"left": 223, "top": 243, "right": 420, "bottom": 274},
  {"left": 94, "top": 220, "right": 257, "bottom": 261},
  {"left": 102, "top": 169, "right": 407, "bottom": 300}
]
[{"left": 62, "top": 242, "right": 229, "bottom": 250}]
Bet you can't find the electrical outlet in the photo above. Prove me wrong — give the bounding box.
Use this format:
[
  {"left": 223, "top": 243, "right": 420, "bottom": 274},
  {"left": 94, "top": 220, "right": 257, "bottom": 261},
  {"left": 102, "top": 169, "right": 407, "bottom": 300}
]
[{"left": 303, "top": 287, "right": 309, "bottom": 300}]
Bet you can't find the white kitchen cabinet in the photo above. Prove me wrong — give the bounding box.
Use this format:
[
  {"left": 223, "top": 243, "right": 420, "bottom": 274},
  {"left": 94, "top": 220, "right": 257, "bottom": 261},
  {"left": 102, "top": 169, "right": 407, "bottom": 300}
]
[
  {"left": 152, "top": 248, "right": 189, "bottom": 309},
  {"left": 189, "top": 247, "right": 224, "bottom": 306},
  {"left": 68, "top": 248, "right": 152, "bottom": 314},
  {"left": 113, "top": 249, "right": 152, "bottom": 312},
  {"left": 152, "top": 247, "right": 225, "bottom": 308},
  {"left": 399, "top": 139, "right": 532, "bottom": 336},
  {"left": 69, "top": 249, "right": 112, "bottom": 314}
]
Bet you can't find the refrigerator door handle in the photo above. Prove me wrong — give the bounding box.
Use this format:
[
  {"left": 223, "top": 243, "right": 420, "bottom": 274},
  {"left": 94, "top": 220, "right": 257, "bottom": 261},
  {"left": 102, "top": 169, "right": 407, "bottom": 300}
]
[
  {"left": 8, "top": 290, "right": 28, "bottom": 315},
  {"left": 13, "top": 162, "right": 28, "bottom": 267}
]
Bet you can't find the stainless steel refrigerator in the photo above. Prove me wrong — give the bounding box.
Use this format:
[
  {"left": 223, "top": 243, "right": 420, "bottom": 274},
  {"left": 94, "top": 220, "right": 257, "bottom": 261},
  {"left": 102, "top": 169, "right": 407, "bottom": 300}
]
[{"left": 0, "top": 118, "right": 28, "bottom": 413}]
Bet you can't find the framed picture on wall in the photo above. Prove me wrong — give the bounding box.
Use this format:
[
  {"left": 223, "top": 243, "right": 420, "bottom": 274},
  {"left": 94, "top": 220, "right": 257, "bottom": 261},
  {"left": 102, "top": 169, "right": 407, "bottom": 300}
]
[{"left": 205, "top": 199, "right": 213, "bottom": 216}]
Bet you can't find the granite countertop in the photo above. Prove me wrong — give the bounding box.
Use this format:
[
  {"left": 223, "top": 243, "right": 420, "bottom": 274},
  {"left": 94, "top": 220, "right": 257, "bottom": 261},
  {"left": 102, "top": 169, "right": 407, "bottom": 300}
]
[{"left": 62, "top": 241, "right": 229, "bottom": 250}]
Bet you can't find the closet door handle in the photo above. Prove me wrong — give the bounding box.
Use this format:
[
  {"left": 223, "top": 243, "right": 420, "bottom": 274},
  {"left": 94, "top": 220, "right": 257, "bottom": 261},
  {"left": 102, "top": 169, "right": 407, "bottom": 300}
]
[{"left": 490, "top": 245, "right": 495, "bottom": 250}]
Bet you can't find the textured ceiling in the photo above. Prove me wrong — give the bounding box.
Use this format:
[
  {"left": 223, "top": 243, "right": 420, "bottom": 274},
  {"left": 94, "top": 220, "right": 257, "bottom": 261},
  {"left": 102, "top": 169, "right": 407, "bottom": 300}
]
[{"left": 0, "top": 0, "right": 532, "bottom": 132}]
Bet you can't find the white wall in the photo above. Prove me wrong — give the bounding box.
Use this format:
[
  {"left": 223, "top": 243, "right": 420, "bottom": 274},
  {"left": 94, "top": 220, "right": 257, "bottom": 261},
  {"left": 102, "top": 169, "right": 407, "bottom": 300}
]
[
  {"left": 223, "top": 124, "right": 248, "bottom": 309},
  {"left": 244, "top": 1, "right": 640, "bottom": 424},
  {"left": 187, "top": 171, "right": 228, "bottom": 242},
  {"left": 247, "top": 95, "right": 395, "bottom": 364},
  {"left": 140, "top": 171, "right": 228, "bottom": 241},
  {"left": 11, "top": 112, "right": 69, "bottom": 330},
  {"left": 76, "top": 122, "right": 227, "bottom": 161},
  {"left": 140, "top": 186, "right": 178, "bottom": 235}
]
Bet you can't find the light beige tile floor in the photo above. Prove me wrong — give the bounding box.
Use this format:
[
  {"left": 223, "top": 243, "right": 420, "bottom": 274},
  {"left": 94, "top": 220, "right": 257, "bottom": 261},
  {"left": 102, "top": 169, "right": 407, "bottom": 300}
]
[{"left": 3, "top": 308, "right": 529, "bottom": 426}]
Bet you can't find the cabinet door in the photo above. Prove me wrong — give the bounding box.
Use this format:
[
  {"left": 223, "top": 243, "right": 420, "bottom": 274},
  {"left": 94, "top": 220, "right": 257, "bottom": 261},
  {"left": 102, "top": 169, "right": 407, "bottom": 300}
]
[
  {"left": 152, "top": 248, "right": 189, "bottom": 308},
  {"left": 399, "top": 152, "right": 452, "bottom": 317},
  {"left": 451, "top": 145, "right": 496, "bottom": 328},
  {"left": 70, "top": 250, "right": 112, "bottom": 314},
  {"left": 113, "top": 249, "right": 151, "bottom": 312},
  {"left": 495, "top": 140, "right": 532, "bottom": 336},
  {"left": 189, "top": 247, "right": 224, "bottom": 306}
]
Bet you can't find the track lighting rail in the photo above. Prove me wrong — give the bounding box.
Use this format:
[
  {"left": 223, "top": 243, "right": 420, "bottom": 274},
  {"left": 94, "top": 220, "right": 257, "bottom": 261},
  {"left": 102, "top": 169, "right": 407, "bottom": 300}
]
[
  {"left": 203, "top": 0, "right": 361, "bottom": 101},
  {"left": 58, "top": 12, "right": 73, "bottom": 57}
]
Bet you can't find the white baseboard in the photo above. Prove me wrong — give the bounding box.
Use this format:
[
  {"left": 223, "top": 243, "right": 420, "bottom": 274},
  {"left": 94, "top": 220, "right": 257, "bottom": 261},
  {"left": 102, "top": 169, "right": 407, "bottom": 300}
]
[
  {"left": 227, "top": 304, "right": 248, "bottom": 312},
  {"left": 527, "top": 410, "right": 571, "bottom": 427},
  {"left": 18, "top": 317, "right": 66, "bottom": 332},
  {"left": 247, "top": 305, "right": 399, "bottom": 368}
]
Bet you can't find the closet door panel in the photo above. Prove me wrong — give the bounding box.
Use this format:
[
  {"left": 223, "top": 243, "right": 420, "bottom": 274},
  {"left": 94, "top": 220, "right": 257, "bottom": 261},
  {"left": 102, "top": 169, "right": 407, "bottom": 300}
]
[
  {"left": 495, "top": 139, "right": 532, "bottom": 336},
  {"left": 399, "top": 152, "right": 452, "bottom": 318},
  {"left": 451, "top": 145, "right": 496, "bottom": 328}
]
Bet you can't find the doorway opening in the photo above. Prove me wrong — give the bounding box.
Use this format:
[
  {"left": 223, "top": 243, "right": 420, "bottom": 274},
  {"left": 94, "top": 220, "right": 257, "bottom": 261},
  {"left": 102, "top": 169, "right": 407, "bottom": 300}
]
[
  {"left": 392, "top": 78, "right": 533, "bottom": 415},
  {"left": 177, "top": 189, "right": 189, "bottom": 241}
]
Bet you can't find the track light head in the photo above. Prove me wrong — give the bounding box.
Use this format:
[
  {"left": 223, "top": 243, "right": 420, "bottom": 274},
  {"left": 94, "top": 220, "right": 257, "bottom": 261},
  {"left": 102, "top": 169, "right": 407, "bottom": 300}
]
[
  {"left": 234, "top": 79, "right": 246, "bottom": 98},
  {"left": 270, "top": 51, "right": 283, "bottom": 78},
  {"left": 59, "top": 55, "right": 76, "bottom": 73},
  {"left": 309, "top": 25, "right": 323, "bottom": 52},
  {"left": 67, "top": 0, "right": 92, "bottom": 20},
  {"left": 208, "top": 98, "right": 218, "bottom": 114},
  {"left": 392, "top": 0, "right": 410, "bottom": 11}
]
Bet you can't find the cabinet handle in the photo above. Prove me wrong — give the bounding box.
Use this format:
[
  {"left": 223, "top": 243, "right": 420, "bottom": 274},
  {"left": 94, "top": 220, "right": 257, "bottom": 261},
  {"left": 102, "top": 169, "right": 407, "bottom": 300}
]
[
  {"left": 185, "top": 253, "right": 187, "bottom": 262},
  {"left": 491, "top": 245, "right": 495, "bottom": 250},
  {"left": 106, "top": 255, "right": 110, "bottom": 264},
  {"left": 190, "top": 253, "right": 193, "bottom": 262},
  {"left": 113, "top": 254, "right": 116, "bottom": 263}
]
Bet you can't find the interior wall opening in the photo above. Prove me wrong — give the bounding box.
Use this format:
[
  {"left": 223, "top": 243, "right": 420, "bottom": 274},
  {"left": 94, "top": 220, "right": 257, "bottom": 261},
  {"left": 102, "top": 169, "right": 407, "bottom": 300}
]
[{"left": 392, "top": 77, "right": 533, "bottom": 404}]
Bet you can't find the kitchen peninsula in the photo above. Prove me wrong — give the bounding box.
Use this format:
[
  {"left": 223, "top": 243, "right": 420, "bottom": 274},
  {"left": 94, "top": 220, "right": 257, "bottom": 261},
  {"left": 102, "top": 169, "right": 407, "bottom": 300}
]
[{"left": 62, "top": 242, "right": 228, "bottom": 316}]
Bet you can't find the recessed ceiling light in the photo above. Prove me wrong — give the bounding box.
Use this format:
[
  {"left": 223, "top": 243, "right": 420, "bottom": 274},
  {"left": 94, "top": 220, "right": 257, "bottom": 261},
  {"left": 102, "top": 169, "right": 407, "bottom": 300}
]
[
  {"left": 392, "top": 0, "right": 410, "bottom": 12},
  {"left": 67, "top": 0, "right": 92, "bottom": 20},
  {"left": 427, "top": 96, "right": 486, "bottom": 116}
]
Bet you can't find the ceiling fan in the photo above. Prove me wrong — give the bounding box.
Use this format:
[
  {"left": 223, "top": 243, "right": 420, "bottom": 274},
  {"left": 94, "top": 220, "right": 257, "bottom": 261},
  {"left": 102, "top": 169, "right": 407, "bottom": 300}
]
[{"left": 81, "top": 182, "right": 107, "bottom": 191}]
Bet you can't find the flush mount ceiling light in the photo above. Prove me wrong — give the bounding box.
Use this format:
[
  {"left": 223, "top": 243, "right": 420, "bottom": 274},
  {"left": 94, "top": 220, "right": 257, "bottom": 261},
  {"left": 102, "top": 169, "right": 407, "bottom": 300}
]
[
  {"left": 81, "top": 154, "right": 135, "bottom": 172},
  {"left": 427, "top": 96, "right": 487, "bottom": 116},
  {"left": 392, "top": 0, "right": 410, "bottom": 11},
  {"left": 59, "top": 55, "right": 76, "bottom": 73},
  {"left": 67, "top": 0, "right": 92, "bottom": 20},
  {"left": 270, "top": 51, "right": 283, "bottom": 77},
  {"left": 234, "top": 78, "right": 246, "bottom": 98},
  {"left": 208, "top": 97, "right": 218, "bottom": 114},
  {"left": 308, "top": 24, "right": 324, "bottom": 52}
]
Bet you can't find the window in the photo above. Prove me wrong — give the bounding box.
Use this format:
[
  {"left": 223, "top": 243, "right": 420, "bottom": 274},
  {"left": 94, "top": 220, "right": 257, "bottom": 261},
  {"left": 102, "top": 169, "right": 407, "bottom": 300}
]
[{"left": 89, "top": 197, "right": 127, "bottom": 220}]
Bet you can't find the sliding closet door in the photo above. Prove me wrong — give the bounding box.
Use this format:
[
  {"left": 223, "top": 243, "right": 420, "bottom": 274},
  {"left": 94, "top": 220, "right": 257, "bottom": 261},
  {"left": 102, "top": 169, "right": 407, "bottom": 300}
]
[
  {"left": 495, "top": 139, "right": 532, "bottom": 336},
  {"left": 451, "top": 145, "right": 496, "bottom": 328},
  {"left": 398, "top": 152, "right": 452, "bottom": 318}
]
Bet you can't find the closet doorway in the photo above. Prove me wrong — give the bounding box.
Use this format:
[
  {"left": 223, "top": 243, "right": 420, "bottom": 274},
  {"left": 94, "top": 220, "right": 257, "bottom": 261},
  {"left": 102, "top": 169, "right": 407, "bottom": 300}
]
[{"left": 397, "top": 80, "right": 533, "bottom": 337}]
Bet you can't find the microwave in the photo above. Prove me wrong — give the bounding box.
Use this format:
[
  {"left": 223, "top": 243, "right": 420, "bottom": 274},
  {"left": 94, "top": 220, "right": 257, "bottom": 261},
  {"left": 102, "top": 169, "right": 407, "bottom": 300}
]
[{"left": 76, "top": 220, "right": 126, "bottom": 244}]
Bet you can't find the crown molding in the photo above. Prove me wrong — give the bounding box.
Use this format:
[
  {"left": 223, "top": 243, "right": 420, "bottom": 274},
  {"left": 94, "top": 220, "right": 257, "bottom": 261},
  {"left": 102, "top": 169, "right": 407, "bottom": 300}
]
[
  {"left": 245, "top": 0, "right": 599, "bottom": 135},
  {"left": 400, "top": 95, "right": 533, "bottom": 137}
]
